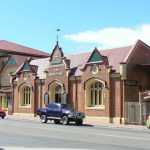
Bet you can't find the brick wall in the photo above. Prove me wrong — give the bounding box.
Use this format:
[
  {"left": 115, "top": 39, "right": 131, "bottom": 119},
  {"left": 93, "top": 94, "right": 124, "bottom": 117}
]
[
  {"left": 78, "top": 62, "right": 110, "bottom": 117},
  {"left": 125, "top": 42, "right": 150, "bottom": 102},
  {"left": 13, "top": 72, "right": 36, "bottom": 114}
]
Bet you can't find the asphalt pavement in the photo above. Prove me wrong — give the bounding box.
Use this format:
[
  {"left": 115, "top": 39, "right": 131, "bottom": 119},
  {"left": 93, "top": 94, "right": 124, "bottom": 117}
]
[
  {"left": 0, "top": 118, "right": 150, "bottom": 150},
  {"left": 5, "top": 114, "right": 147, "bottom": 130}
]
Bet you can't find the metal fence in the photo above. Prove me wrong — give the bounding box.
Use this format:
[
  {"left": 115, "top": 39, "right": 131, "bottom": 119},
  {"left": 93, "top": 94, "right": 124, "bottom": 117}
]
[{"left": 125, "top": 102, "right": 150, "bottom": 125}]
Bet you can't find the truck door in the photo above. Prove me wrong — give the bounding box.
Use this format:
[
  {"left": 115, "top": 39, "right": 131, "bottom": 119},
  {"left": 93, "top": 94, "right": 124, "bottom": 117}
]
[
  {"left": 52, "top": 104, "right": 62, "bottom": 118},
  {"left": 47, "top": 104, "right": 54, "bottom": 116}
]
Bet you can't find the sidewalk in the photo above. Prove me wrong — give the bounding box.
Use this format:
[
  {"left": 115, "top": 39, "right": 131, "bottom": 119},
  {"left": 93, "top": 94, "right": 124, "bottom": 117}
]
[{"left": 5, "top": 114, "right": 147, "bottom": 130}]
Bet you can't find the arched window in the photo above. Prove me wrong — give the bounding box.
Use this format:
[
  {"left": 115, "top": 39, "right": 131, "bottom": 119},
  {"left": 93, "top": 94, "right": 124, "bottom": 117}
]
[
  {"left": 23, "top": 86, "right": 31, "bottom": 106},
  {"left": 44, "top": 92, "right": 49, "bottom": 105},
  {"left": 85, "top": 79, "right": 105, "bottom": 108},
  {"left": 20, "top": 85, "right": 31, "bottom": 106},
  {"left": 90, "top": 82, "right": 104, "bottom": 106}
]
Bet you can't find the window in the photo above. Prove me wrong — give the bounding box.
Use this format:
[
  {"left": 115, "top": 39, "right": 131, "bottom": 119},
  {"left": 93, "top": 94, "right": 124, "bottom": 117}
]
[
  {"left": 23, "top": 86, "right": 31, "bottom": 106},
  {"left": 90, "top": 82, "right": 103, "bottom": 106},
  {"left": 44, "top": 92, "right": 49, "bottom": 105},
  {"left": 53, "top": 103, "right": 61, "bottom": 109},
  {"left": 85, "top": 80, "right": 105, "bottom": 108},
  {"left": 48, "top": 104, "right": 54, "bottom": 109},
  {"left": 92, "top": 66, "right": 99, "bottom": 74},
  {"left": 20, "top": 85, "right": 31, "bottom": 106}
]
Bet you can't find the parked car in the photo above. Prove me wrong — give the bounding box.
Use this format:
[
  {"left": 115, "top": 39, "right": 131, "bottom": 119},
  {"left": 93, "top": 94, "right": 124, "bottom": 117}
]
[
  {"left": 0, "top": 108, "right": 6, "bottom": 119},
  {"left": 37, "top": 103, "right": 85, "bottom": 125}
]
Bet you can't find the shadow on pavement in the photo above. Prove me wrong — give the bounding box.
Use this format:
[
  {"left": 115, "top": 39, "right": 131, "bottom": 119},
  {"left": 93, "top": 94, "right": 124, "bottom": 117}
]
[{"left": 45, "top": 121, "right": 94, "bottom": 127}]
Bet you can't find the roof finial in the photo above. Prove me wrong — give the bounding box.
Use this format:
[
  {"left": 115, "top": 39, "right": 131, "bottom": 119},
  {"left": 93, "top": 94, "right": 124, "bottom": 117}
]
[{"left": 56, "top": 29, "right": 60, "bottom": 45}]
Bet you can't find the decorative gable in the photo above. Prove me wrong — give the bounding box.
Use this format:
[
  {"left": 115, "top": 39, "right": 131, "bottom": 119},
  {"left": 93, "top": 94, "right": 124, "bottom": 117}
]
[
  {"left": 50, "top": 42, "right": 64, "bottom": 65},
  {"left": 88, "top": 48, "right": 103, "bottom": 63},
  {"left": 22, "top": 63, "right": 30, "bottom": 71},
  {"left": 51, "top": 49, "right": 62, "bottom": 64},
  {"left": 14, "top": 58, "right": 33, "bottom": 76}
]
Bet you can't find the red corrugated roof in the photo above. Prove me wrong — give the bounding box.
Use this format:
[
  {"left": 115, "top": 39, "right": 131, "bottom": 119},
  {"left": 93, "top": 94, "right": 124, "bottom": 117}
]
[
  {"left": 29, "top": 40, "right": 150, "bottom": 77},
  {"left": 0, "top": 40, "right": 50, "bottom": 57},
  {"left": 11, "top": 55, "right": 31, "bottom": 66},
  {"left": 11, "top": 55, "right": 40, "bottom": 66},
  {"left": 66, "top": 45, "right": 132, "bottom": 75},
  {"left": 101, "top": 46, "right": 132, "bottom": 72}
]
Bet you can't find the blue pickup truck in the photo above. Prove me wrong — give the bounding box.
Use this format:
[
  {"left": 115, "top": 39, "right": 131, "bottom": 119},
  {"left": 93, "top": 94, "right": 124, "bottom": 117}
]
[{"left": 37, "top": 103, "right": 85, "bottom": 125}]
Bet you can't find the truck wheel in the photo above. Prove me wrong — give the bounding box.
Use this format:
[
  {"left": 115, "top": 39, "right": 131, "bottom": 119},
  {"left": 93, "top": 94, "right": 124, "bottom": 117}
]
[
  {"left": 1, "top": 116, "right": 4, "bottom": 119},
  {"left": 54, "top": 120, "right": 60, "bottom": 124},
  {"left": 40, "top": 114, "right": 47, "bottom": 123},
  {"left": 61, "top": 116, "right": 69, "bottom": 125},
  {"left": 76, "top": 119, "right": 83, "bottom": 125}
]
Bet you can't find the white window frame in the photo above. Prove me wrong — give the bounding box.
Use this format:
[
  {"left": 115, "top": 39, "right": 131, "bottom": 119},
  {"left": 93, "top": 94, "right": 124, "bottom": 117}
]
[
  {"left": 19, "top": 84, "right": 32, "bottom": 108},
  {"left": 85, "top": 79, "right": 105, "bottom": 110}
]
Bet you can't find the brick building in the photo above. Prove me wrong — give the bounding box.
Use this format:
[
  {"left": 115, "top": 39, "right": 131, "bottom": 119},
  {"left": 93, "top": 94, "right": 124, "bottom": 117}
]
[
  {"left": 12, "top": 40, "right": 150, "bottom": 124},
  {"left": 0, "top": 40, "right": 50, "bottom": 110}
]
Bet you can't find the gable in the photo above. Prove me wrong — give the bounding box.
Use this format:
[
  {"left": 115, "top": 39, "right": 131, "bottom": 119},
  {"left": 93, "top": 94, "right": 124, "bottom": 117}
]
[
  {"left": 7, "top": 57, "right": 17, "bottom": 65},
  {"left": 51, "top": 48, "right": 62, "bottom": 64},
  {"left": 88, "top": 51, "right": 102, "bottom": 63},
  {"left": 127, "top": 41, "right": 150, "bottom": 66},
  {"left": 1, "top": 65, "right": 18, "bottom": 86},
  {"left": 22, "top": 64, "right": 30, "bottom": 71},
  {"left": 50, "top": 43, "right": 64, "bottom": 65}
]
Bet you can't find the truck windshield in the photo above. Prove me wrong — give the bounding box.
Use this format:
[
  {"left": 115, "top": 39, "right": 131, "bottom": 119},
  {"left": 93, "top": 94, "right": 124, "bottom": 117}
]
[{"left": 61, "top": 104, "right": 73, "bottom": 110}]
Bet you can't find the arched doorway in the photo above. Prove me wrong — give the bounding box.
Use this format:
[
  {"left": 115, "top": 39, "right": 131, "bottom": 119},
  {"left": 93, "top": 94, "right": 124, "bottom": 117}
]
[{"left": 49, "top": 81, "right": 63, "bottom": 103}]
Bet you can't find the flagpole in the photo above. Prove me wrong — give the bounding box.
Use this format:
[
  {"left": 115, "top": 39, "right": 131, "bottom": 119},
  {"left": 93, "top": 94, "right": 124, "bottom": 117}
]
[{"left": 56, "top": 29, "right": 60, "bottom": 44}]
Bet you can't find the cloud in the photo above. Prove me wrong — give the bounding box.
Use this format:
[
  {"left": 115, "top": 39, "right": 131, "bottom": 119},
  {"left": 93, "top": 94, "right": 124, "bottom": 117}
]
[{"left": 64, "top": 24, "right": 150, "bottom": 49}]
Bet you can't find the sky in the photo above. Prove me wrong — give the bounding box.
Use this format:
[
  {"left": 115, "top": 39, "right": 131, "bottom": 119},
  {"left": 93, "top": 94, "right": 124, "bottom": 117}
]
[{"left": 0, "top": 0, "right": 150, "bottom": 55}]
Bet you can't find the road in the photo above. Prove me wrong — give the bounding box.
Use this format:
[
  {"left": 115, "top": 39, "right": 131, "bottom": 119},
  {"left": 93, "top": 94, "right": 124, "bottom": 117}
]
[{"left": 0, "top": 119, "right": 150, "bottom": 150}]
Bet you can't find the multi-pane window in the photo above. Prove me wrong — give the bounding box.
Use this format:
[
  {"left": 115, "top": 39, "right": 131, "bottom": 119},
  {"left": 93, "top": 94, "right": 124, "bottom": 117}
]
[
  {"left": 90, "top": 82, "right": 104, "bottom": 106},
  {"left": 23, "top": 86, "right": 31, "bottom": 106}
]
